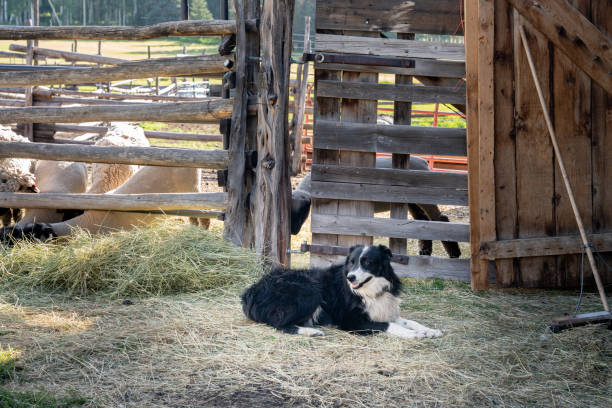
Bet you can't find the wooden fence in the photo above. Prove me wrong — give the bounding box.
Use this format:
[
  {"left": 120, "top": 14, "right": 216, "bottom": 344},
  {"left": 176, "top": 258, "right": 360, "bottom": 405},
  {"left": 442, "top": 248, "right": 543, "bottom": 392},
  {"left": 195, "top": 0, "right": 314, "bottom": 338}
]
[
  {"left": 310, "top": 0, "right": 471, "bottom": 281},
  {"left": 467, "top": 0, "right": 612, "bottom": 289},
  {"left": 0, "top": 18, "right": 237, "bottom": 218},
  {"left": 0, "top": 0, "right": 296, "bottom": 267}
]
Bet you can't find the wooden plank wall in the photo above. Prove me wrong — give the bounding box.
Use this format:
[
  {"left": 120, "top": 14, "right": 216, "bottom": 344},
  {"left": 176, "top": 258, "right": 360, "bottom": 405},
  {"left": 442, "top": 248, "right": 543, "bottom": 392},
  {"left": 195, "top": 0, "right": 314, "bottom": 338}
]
[
  {"left": 311, "top": 0, "right": 469, "bottom": 280},
  {"left": 468, "top": 0, "right": 612, "bottom": 289}
]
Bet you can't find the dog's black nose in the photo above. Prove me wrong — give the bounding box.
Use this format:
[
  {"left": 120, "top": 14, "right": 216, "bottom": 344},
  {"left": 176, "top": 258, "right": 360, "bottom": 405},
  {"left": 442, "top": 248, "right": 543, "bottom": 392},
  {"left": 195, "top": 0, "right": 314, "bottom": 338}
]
[{"left": 347, "top": 274, "right": 356, "bottom": 283}]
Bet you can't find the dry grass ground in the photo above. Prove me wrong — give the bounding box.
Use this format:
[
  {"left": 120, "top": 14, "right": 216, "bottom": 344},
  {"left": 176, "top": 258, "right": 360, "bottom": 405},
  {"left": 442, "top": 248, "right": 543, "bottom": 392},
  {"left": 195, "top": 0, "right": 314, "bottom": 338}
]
[
  {"left": 0, "top": 38, "right": 219, "bottom": 62},
  {"left": 0, "top": 223, "right": 610, "bottom": 408}
]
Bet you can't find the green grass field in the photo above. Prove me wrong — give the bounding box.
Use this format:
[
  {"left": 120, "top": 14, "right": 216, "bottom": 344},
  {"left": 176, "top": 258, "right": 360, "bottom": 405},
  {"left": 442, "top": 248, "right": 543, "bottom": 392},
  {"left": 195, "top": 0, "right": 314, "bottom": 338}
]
[{"left": 0, "top": 37, "right": 220, "bottom": 62}]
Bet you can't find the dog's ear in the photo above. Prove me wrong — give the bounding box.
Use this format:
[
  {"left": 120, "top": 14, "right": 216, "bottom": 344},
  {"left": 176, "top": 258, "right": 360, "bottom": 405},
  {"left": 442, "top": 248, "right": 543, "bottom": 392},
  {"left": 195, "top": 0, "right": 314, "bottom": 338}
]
[
  {"left": 346, "top": 245, "right": 363, "bottom": 264},
  {"left": 348, "top": 245, "right": 362, "bottom": 254},
  {"left": 378, "top": 245, "right": 392, "bottom": 259}
]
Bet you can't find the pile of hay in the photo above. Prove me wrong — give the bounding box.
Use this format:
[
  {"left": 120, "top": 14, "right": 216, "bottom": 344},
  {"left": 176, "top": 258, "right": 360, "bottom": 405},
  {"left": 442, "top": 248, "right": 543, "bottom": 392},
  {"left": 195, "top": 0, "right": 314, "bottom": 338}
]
[{"left": 0, "top": 221, "right": 262, "bottom": 298}]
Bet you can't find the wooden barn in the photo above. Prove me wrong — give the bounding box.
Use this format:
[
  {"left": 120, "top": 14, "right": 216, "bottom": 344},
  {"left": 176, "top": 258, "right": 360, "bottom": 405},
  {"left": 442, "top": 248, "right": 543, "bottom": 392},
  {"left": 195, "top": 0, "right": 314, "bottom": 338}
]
[
  {"left": 466, "top": 0, "right": 612, "bottom": 290},
  {"left": 306, "top": 0, "right": 612, "bottom": 290}
]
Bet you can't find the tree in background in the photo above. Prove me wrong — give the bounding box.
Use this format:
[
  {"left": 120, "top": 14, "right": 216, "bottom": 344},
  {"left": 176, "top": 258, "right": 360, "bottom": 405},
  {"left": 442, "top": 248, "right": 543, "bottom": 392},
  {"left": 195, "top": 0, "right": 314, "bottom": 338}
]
[
  {"left": 0, "top": 0, "right": 214, "bottom": 26},
  {"left": 190, "top": 0, "right": 213, "bottom": 20}
]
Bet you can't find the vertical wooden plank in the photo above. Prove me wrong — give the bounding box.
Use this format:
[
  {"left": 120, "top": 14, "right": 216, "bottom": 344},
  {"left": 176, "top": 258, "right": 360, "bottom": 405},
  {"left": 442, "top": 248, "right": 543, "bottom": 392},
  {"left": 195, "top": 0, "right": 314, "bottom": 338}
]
[
  {"left": 24, "top": 0, "right": 38, "bottom": 141},
  {"left": 591, "top": 0, "right": 612, "bottom": 285},
  {"left": 290, "top": 16, "right": 311, "bottom": 176},
  {"left": 389, "top": 32, "right": 414, "bottom": 256},
  {"left": 493, "top": 0, "right": 517, "bottom": 286},
  {"left": 224, "top": 0, "right": 249, "bottom": 246},
  {"left": 337, "top": 30, "right": 377, "bottom": 251},
  {"left": 514, "top": 15, "right": 556, "bottom": 287},
  {"left": 243, "top": 0, "right": 260, "bottom": 248},
  {"left": 465, "top": 0, "right": 481, "bottom": 288},
  {"left": 553, "top": 0, "right": 592, "bottom": 288},
  {"left": 475, "top": 0, "right": 495, "bottom": 290},
  {"left": 254, "top": 0, "right": 294, "bottom": 266},
  {"left": 311, "top": 31, "right": 341, "bottom": 268}
]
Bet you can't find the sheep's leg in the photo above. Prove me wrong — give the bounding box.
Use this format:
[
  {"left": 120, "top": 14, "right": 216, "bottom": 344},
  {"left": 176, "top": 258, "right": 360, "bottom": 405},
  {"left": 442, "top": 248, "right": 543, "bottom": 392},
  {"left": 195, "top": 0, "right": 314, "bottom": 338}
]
[
  {"left": 188, "top": 217, "right": 211, "bottom": 230},
  {"left": 11, "top": 208, "right": 23, "bottom": 224},
  {"left": 0, "top": 209, "right": 11, "bottom": 227},
  {"left": 418, "top": 204, "right": 461, "bottom": 258},
  {"left": 407, "top": 204, "right": 433, "bottom": 256}
]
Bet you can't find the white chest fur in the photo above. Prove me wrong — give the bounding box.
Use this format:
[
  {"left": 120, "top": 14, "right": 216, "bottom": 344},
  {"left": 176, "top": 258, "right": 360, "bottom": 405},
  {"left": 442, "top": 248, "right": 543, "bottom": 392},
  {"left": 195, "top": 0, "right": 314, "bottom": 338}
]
[
  {"left": 354, "top": 277, "right": 401, "bottom": 322},
  {"left": 363, "top": 292, "right": 401, "bottom": 322}
]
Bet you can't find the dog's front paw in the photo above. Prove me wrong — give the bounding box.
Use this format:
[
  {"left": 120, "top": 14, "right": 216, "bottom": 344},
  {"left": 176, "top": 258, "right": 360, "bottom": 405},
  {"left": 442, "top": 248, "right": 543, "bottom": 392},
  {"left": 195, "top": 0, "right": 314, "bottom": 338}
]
[
  {"left": 418, "top": 328, "right": 443, "bottom": 339},
  {"left": 297, "top": 327, "right": 324, "bottom": 337}
]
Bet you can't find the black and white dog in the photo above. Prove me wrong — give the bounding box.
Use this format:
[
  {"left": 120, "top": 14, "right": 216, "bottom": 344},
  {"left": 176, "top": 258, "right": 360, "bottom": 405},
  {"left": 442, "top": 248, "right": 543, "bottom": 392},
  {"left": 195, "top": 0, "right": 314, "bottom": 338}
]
[{"left": 241, "top": 245, "right": 442, "bottom": 339}]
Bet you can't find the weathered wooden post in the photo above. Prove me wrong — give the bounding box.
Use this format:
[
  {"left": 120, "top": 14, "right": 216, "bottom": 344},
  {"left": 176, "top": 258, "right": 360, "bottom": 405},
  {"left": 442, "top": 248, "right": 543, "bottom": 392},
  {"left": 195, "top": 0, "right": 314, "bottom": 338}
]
[
  {"left": 290, "top": 16, "right": 310, "bottom": 176},
  {"left": 253, "top": 0, "right": 295, "bottom": 266},
  {"left": 24, "top": 0, "right": 39, "bottom": 141},
  {"left": 181, "top": 0, "right": 190, "bottom": 20},
  {"left": 223, "top": 0, "right": 259, "bottom": 249}
]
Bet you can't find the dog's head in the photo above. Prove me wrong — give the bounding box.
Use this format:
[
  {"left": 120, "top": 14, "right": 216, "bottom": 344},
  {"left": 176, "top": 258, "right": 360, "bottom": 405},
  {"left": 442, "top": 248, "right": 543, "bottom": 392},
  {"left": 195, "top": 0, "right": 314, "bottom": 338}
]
[{"left": 344, "top": 245, "right": 401, "bottom": 297}]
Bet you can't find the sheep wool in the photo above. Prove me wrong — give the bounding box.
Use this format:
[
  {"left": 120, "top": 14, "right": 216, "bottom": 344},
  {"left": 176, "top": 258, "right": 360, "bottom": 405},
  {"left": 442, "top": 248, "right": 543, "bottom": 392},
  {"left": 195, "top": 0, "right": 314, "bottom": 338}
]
[
  {"left": 88, "top": 124, "right": 151, "bottom": 194},
  {"left": 0, "top": 126, "right": 36, "bottom": 193}
]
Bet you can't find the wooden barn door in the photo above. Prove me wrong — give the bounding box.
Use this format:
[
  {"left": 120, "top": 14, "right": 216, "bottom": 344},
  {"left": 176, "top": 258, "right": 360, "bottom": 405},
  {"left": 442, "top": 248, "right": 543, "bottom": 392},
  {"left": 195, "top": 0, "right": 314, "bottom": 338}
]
[
  {"left": 467, "top": 0, "right": 612, "bottom": 289},
  {"left": 310, "top": 0, "right": 471, "bottom": 281}
]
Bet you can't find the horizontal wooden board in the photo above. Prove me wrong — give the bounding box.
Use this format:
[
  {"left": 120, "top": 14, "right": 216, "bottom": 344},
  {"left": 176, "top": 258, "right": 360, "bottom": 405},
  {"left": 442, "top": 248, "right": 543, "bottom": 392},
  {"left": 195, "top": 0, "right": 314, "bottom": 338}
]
[
  {"left": 311, "top": 181, "right": 468, "bottom": 206},
  {"left": 479, "top": 233, "right": 612, "bottom": 260},
  {"left": 393, "top": 256, "right": 471, "bottom": 282},
  {"left": 312, "top": 214, "right": 470, "bottom": 242},
  {"left": 0, "top": 141, "right": 228, "bottom": 169},
  {"left": 311, "top": 164, "right": 467, "bottom": 189},
  {"left": 317, "top": 80, "right": 465, "bottom": 104},
  {"left": 314, "top": 120, "right": 467, "bottom": 156},
  {"left": 306, "top": 245, "right": 472, "bottom": 282},
  {"left": 315, "top": 58, "right": 466, "bottom": 78},
  {"left": 315, "top": 34, "right": 465, "bottom": 61},
  {"left": 0, "top": 192, "right": 227, "bottom": 211},
  {"left": 316, "top": 0, "right": 462, "bottom": 35},
  {"left": 0, "top": 98, "right": 233, "bottom": 124}
]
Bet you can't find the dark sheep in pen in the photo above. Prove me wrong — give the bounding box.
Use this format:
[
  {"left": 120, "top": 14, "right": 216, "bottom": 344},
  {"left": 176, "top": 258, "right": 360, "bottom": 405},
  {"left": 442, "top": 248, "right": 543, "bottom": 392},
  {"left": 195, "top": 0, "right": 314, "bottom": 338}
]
[{"left": 291, "top": 155, "right": 461, "bottom": 258}]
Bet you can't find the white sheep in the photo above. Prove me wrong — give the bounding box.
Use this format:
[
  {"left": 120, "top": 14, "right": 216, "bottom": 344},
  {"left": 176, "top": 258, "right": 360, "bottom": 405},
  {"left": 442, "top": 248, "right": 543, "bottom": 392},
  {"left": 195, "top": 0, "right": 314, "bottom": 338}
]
[
  {"left": 0, "top": 125, "right": 37, "bottom": 226},
  {"left": 16, "top": 124, "right": 146, "bottom": 226},
  {"left": 39, "top": 165, "right": 203, "bottom": 237},
  {"left": 16, "top": 160, "right": 88, "bottom": 225},
  {"left": 2, "top": 123, "right": 209, "bottom": 241},
  {"left": 88, "top": 124, "right": 150, "bottom": 193}
]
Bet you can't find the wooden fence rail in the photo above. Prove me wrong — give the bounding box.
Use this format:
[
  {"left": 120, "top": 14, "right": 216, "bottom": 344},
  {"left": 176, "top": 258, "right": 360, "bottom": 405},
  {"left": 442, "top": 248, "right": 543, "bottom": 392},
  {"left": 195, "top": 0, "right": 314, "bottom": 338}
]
[
  {"left": 0, "top": 142, "right": 229, "bottom": 169},
  {"left": 9, "top": 44, "right": 126, "bottom": 65},
  {"left": 43, "top": 124, "right": 223, "bottom": 143},
  {"left": 0, "top": 55, "right": 229, "bottom": 87},
  {"left": 0, "top": 192, "right": 227, "bottom": 211},
  {"left": 0, "top": 98, "right": 233, "bottom": 124},
  {"left": 0, "top": 19, "right": 257, "bottom": 40}
]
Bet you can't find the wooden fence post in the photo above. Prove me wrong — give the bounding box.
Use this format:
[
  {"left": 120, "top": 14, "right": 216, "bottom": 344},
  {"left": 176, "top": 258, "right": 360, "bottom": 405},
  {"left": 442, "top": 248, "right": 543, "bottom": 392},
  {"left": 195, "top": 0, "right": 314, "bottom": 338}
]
[
  {"left": 223, "top": 0, "right": 259, "bottom": 248},
  {"left": 24, "top": 0, "right": 38, "bottom": 141},
  {"left": 224, "top": 0, "right": 249, "bottom": 246},
  {"left": 389, "top": 31, "right": 414, "bottom": 256},
  {"left": 253, "top": 0, "right": 295, "bottom": 266},
  {"left": 290, "top": 16, "right": 310, "bottom": 176}
]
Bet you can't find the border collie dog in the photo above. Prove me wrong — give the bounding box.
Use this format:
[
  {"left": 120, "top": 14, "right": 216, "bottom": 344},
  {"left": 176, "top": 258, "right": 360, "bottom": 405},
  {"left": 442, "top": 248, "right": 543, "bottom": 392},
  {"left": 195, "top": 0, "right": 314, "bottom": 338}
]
[{"left": 241, "top": 245, "right": 442, "bottom": 339}]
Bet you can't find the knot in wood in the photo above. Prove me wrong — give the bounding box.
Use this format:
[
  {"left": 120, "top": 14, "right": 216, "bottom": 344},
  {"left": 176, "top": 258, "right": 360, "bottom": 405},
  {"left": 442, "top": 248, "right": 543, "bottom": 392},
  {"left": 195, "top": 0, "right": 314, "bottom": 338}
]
[
  {"left": 262, "top": 153, "right": 275, "bottom": 169},
  {"left": 268, "top": 93, "right": 278, "bottom": 106}
]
